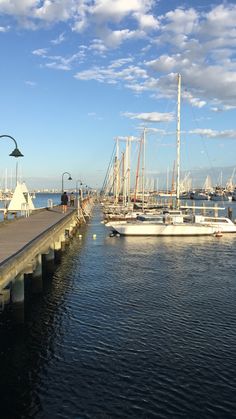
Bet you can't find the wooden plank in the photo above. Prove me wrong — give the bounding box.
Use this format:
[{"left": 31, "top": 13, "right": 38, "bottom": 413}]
[{"left": 0, "top": 207, "right": 77, "bottom": 265}]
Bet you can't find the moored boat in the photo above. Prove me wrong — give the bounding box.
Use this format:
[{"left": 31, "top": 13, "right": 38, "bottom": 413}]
[{"left": 106, "top": 213, "right": 215, "bottom": 236}]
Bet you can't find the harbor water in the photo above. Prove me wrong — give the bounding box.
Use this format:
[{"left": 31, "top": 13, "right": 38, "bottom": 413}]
[{"left": 1, "top": 202, "right": 236, "bottom": 418}]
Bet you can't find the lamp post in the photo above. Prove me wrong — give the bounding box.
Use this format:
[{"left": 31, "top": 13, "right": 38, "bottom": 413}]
[
  {"left": 85, "top": 185, "right": 92, "bottom": 196},
  {"left": 61, "top": 172, "right": 72, "bottom": 193},
  {"left": 76, "top": 179, "right": 83, "bottom": 206},
  {"left": 0, "top": 134, "right": 24, "bottom": 186}
]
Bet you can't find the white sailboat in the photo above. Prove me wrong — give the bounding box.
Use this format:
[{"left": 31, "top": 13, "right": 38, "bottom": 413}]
[{"left": 107, "top": 74, "right": 216, "bottom": 236}]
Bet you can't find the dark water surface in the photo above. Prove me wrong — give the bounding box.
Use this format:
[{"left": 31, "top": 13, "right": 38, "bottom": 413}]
[{"left": 1, "top": 205, "right": 236, "bottom": 418}]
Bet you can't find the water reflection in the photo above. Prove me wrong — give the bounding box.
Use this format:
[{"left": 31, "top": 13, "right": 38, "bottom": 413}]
[{"left": 1, "top": 206, "right": 236, "bottom": 418}]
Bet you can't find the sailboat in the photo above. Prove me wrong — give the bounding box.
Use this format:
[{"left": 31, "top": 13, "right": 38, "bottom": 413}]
[{"left": 107, "top": 74, "right": 217, "bottom": 236}]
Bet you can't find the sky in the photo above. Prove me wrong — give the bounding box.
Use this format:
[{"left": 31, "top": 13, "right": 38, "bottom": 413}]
[{"left": 1, "top": 0, "right": 236, "bottom": 190}]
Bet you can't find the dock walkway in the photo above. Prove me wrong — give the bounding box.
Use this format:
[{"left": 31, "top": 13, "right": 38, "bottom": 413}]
[
  {"left": 0, "top": 207, "right": 76, "bottom": 265},
  {"left": 0, "top": 206, "right": 80, "bottom": 298}
]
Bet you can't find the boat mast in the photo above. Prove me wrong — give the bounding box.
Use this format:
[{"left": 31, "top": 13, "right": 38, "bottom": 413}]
[
  {"left": 134, "top": 135, "right": 143, "bottom": 203},
  {"left": 115, "top": 137, "right": 119, "bottom": 204},
  {"left": 166, "top": 166, "right": 169, "bottom": 194},
  {"left": 142, "top": 128, "right": 146, "bottom": 212},
  {"left": 176, "top": 73, "right": 181, "bottom": 208},
  {"left": 127, "top": 136, "right": 131, "bottom": 205},
  {"left": 121, "top": 151, "right": 125, "bottom": 205},
  {"left": 123, "top": 137, "right": 130, "bottom": 206}
]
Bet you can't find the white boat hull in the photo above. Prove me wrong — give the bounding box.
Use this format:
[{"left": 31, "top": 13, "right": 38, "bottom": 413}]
[
  {"left": 109, "top": 222, "right": 215, "bottom": 236},
  {"left": 198, "top": 219, "right": 236, "bottom": 233}
]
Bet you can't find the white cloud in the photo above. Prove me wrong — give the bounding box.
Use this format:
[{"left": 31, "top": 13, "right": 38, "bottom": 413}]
[
  {"left": 109, "top": 58, "right": 134, "bottom": 68},
  {"left": 163, "top": 8, "right": 199, "bottom": 35},
  {"left": 74, "top": 62, "right": 148, "bottom": 84},
  {"left": 0, "top": 25, "right": 10, "bottom": 32},
  {"left": 146, "top": 55, "right": 177, "bottom": 73},
  {"left": 45, "top": 61, "right": 71, "bottom": 71},
  {"left": 34, "top": 0, "right": 74, "bottom": 22},
  {"left": 124, "top": 83, "right": 146, "bottom": 93},
  {"left": 51, "top": 32, "right": 66, "bottom": 45},
  {"left": 211, "top": 105, "right": 236, "bottom": 112},
  {"left": 199, "top": 4, "right": 236, "bottom": 38},
  {"left": 73, "top": 0, "right": 155, "bottom": 47},
  {"left": 133, "top": 12, "right": 159, "bottom": 31},
  {"left": 32, "top": 48, "right": 49, "bottom": 57},
  {"left": 189, "top": 129, "right": 236, "bottom": 139},
  {"left": 182, "top": 91, "right": 206, "bottom": 108},
  {"left": 122, "top": 112, "right": 174, "bottom": 123},
  {"left": 0, "top": 0, "right": 36, "bottom": 15},
  {"left": 90, "top": 0, "right": 154, "bottom": 24},
  {"left": 33, "top": 48, "right": 86, "bottom": 70},
  {"left": 88, "top": 112, "right": 103, "bottom": 120},
  {"left": 2, "top": 1, "right": 236, "bottom": 111},
  {"left": 143, "top": 4, "right": 236, "bottom": 108},
  {"left": 25, "top": 80, "right": 37, "bottom": 87},
  {"left": 96, "top": 28, "right": 146, "bottom": 48},
  {"left": 89, "top": 39, "right": 107, "bottom": 54}
]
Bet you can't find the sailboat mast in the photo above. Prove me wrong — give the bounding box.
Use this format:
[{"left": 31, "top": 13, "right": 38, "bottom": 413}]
[
  {"left": 176, "top": 73, "right": 181, "bottom": 208},
  {"left": 134, "top": 136, "right": 143, "bottom": 203},
  {"left": 115, "top": 137, "right": 119, "bottom": 204},
  {"left": 142, "top": 128, "right": 146, "bottom": 212},
  {"left": 127, "top": 136, "right": 131, "bottom": 204}
]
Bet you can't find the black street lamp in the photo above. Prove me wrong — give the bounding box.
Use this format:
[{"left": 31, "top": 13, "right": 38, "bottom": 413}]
[
  {"left": 61, "top": 171, "right": 72, "bottom": 193},
  {"left": 76, "top": 179, "right": 83, "bottom": 204},
  {"left": 76, "top": 179, "right": 83, "bottom": 192},
  {"left": 0, "top": 134, "right": 24, "bottom": 157},
  {"left": 0, "top": 134, "right": 24, "bottom": 186}
]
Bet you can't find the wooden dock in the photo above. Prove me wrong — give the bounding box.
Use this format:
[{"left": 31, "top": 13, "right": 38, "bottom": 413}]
[
  {"left": 0, "top": 207, "right": 76, "bottom": 264},
  {"left": 0, "top": 206, "right": 81, "bottom": 309}
]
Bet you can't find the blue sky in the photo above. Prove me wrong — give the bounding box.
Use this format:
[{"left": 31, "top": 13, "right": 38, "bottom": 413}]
[{"left": 0, "top": 0, "right": 236, "bottom": 190}]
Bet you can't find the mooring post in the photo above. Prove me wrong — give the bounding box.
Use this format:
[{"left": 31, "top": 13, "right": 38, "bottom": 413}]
[
  {"left": 43, "top": 247, "right": 55, "bottom": 274},
  {"left": 0, "top": 293, "right": 4, "bottom": 312},
  {"left": 11, "top": 273, "right": 24, "bottom": 304},
  {"left": 65, "top": 229, "right": 70, "bottom": 244},
  {"left": 32, "top": 254, "right": 43, "bottom": 293},
  {"left": 60, "top": 232, "right": 66, "bottom": 251},
  {"left": 54, "top": 239, "right": 62, "bottom": 263},
  {"left": 11, "top": 273, "right": 25, "bottom": 324}
]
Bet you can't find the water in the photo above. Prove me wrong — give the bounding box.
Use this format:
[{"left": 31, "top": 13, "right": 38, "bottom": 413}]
[
  {"left": 1, "top": 205, "right": 236, "bottom": 418},
  {"left": 33, "top": 192, "right": 61, "bottom": 208},
  {"left": 0, "top": 193, "right": 62, "bottom": 220}
]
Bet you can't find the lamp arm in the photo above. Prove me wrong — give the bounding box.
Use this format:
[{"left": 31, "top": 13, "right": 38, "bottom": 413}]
[{"left": 0, "top": 134, "right": 18, "bottom": 148}]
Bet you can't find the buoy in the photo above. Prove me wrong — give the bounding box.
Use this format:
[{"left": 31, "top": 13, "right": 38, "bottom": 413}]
[
  {"left": 93, "top": 234, "right": 97, "bottom": 239},
  {"left": 116, "top": 233, "right": 120, "bottom": 237},
  {"left": 78, "top": 234, "right": 82, "bottom": 239},
  {"left": 215, "top": 231, "right": 223, "bottom": 237}
]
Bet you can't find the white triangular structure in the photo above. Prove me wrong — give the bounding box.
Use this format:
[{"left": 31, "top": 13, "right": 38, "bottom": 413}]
[{"left": 8, "top": 182, "right": 35, "bottom": 211}]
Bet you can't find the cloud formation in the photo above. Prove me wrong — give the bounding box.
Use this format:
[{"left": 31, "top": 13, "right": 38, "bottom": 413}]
[
  {"left": 189, "top": 129, "right": 236, "bottom": 140},
  {"left": 123, "top": 112, "right": 174, "bottom": 123},
  {"left": 1, "top": 1, "right": 236, "bottom": 110}
]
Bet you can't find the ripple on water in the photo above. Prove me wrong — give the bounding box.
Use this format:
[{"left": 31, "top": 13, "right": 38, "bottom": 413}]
[{"left": 1, "top": 206, "right": 236, "bottom": 418}]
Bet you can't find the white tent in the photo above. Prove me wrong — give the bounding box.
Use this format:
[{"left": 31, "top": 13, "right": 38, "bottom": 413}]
[{"left": 8, "top": 182, "right": 35, "bottom": 211}]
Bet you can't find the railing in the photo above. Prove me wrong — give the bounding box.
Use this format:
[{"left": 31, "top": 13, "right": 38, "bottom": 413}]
[
  {"left": 47, "top": 199, "right": 53, "bottom": 209},
  {"left": 21, "top": 203, "right": 30, "bottom": 217}
]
